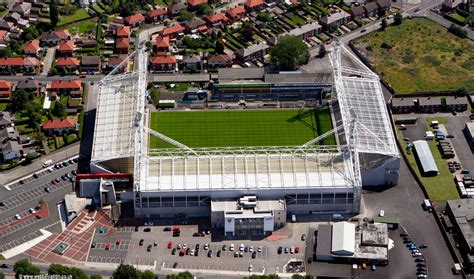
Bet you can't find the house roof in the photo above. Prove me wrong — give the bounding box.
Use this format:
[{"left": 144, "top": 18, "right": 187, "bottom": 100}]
[
  {"left": 0, "top": 20, "right": 13, "bottom": 30},
  {"left": 151, "top": 55, "right": 177, "bottom": 64},
  {"left": 58, "top": 40, "right": 74, "bottom": 51},
  {"left": 41, "top": 30, "right": 70, "bottom": 40},
  {"left": 284, "top": 22, "right": 321, "bottom": 37},
  {"left": 351, "top": 6, "right": 365, "bottom": 15},
  {"left": 364, "top": 2, "right": 379, "bottom": 12},
  {"left": 188, "top": 0, "right": 208, "bottom": 6},
  {"left": 0, "top": 112, "right": 11, "bottom": 127},
  {"left": 208, "top": 54, "right": 232, "bottom": 63},
  {"left": 42, "top": 118, "right": 76, "bottom": 129},
  {"left": 56, "top": 57, "right": 80, "bottom": 66},
  {"left": 0, "top": 80, "right": 12, "bottom": 90},
  {"left": 185, "top": 18, "right": 206, "bottom": 29},
  {"left": 50, "top": 80, "right": 82, "bottom": 89},
  {"left": 376, "top": 0, "right": 391, "bottom": 8},
  {"left": 147, "top": 8, "right": 167, "bottom": 17},
  {"left": 183, "top": 55, "right": 201, "bottom": 64},
  {"left": 320, "top": 10, "right": 351, "bottom": 24},
  {"left": 16, "top": 80, "right": 39, "bottom": 90},
  {"left": 116, "top": 38, "right": 130, "bottom": 48},
  {"left": 116, "top": 26, "right": 131, "bottom": 37},
  {"left": 108, "top": 56, "right": 126, "bottom": 65},
  {"left": 6, "top": 12, "right": 21, "bottom": 22},
  {"left": 235, "top": 42, "right": 269, "bottom": 57},
  {"left": 81, "top": 56, "right": 101, "bottom": 65},
  {"left": 169, "top": 3, "right": 187, "bottom": 12},
  {"left": 226, "top": 6, "right": 246, "bottom": 18},
  {"left": 205, "top": 13, "right": 228, "bottom": 23},
  {"left": 11, "top": 2, "right": 31, "bottom": 14},
  {"left": 155, "top": 36, "right": 170, "bottom": 48},
  {"left": 0, "top": 57, "right": 38, "bottom": 66},
  {"left": 24, "top": 39, "right": 40, "bottom": 52},
  {"left": 162, "top": 24, "right": 185, "bottom": 36},
  {"left": 245, "top": 0, "right": 263, "bottom": 8},
  {"left": 125, "top": 13, "right": 145, "bottom": 24}
]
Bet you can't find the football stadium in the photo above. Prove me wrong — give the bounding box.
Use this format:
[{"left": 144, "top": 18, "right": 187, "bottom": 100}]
[{"left": 88, "top": 42, "right": 400, "bottom": 235}]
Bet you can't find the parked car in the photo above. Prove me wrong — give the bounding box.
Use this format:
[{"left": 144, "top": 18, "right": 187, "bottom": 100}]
[
  {"left": 173, "top": 262, "right": 178, "bottom": 268},
  {"left": 301, "top": 234, "right": 306, "bottom": 241},
  {"left": 295, "top": 246, "right": 300, "bottom": 253},
  {"left": 44, "top": 187, "right": 51, "bottom": 193},
  {"left": 171, "top": 248, "right": 176, "bottom": 255},
  {"left": 240, "top": 243, "right": 245, "bottom": 251},
  {"left": 419, "top": 244, "right": 428, "bottom": 249},
  {"left": 230, "top": 243, "right": 235, "bottom": 251},
  {"left": 0, "top": 264, "right": 11, "bottom": 268},
  {"left": 222, "top": 244, "right": 227, "bottom": 251},
  {"left": 139, "top": 239, "right": 144, "bottom": 246},
  {"left": 91, "top": 242, "right": 96, "bottom": 248},
  {"left": 14, "top": 214, "right": 21, "bottom": 220},
  {"left": 284, "top": 247, "right": 289, "bottom": 253},
  {"left": 234, "top": 251, "right": 239, "bottom": 257},
  {"left": 278, "top": 247, "right": 283, "bottom": 254},
  {"left": 252, "top": 251, "right": 257, "bottom": 258},
  {"left": 204, "top": 243, "right": 209, "bottom": 250},
  {"left": 217, "top": 250, "right": 221, "bottom": 257},
  {"left": 163, "top": 227, "right": 172, "bottom": 231},
  {"left": 258, "top": 246, "right": 262, "bottom": 253},
  {"left": 168, "top": 242, "right": 173, "bottom": 249},
  {"left": 207, "top": 250, "right": 212, "bottom": 257},
  {"left": 105, "top": 243, "right": 110, "bottom": 250},
  {"left": 147, "top": 245, "right": 152, "bottom": 252},
  {"left": 143, "top": 228, "right": 151, "bottom": 232},
  {"left": 195, "top": 244, "right": 200, "bottom": 250},
  {"left": 379, "top": 210, "right": 385, "bottom": 217}
]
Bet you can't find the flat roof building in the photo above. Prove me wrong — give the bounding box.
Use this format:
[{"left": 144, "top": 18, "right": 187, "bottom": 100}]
[
  {"left": 413, "top": 140, "right": 439, "bottom": 176},
  {"left": 446, "top": 199, "right": 474, "bottom": 271}
]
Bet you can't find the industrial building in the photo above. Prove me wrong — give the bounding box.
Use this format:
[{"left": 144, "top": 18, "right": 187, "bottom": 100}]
[
  {"left": 413, "top": 140, "right": 439, "bottom": 176},
  {"left": 465, "top": 122, "right": 474, "bottom": 148},
  {"left": 87, "top": 42, "right": 400, "bottom": 231},
  {"left": 315, "top": 221, "right": 390, "bottom": 265}
]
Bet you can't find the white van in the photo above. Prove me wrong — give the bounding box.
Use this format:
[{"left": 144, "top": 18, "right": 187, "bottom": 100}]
[
  {"left": 43, "top": 159, "right": 52, "bottom": 168},
  {"left": 423, "top": 199, "right": 432, "bottom": 211}
]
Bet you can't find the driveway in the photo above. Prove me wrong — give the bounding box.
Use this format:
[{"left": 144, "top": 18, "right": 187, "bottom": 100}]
[{"left": 41, "top": 47, "right": 56, "bottom": 76}]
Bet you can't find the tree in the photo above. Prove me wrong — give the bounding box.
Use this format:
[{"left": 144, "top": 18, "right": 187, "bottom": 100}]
[
  {"left": 50, "top": 0, "right": 59, "bottom": 27},
  {"left": 142, "top": 270, "right": 155, "bottom": 279},
  {"left": 90, "top": 276, "right": 102, "bottom": 279},
  {"left": 167, "top": 272, "right": 193, "bottom": 279},
  {"left": 393, "top": 12, "right": 403, "bottom": 25},
  {"left": 113, "top": 264, "right": 142, "bottom": 279},
  {"left": 48, "top": 264, "right": 70, "bottom": 275},
  {"left": 69, "top": 267, "right": 88, "bottom": 279},
  {"left": 22, "top": 24, "right": 40, "bottom": 41},
  {"left": 456, "top": 87, "right": 468, "bottom": 96},
  {"left": 270, "top": 35, "right": 309, "bottom": 70},
  {"left": 10, "top": 89, "right": 33, "bottom": 112},
  {"left": 196, "top": 3, "right": 212, "bottom": 15},
  {"left": 256, "top": 12, "right": 271, "bottom": 22},
  {"left": 381, "top": 18, "right": 388, "bottom": 31},
  {"left": 179, "top": 10, "right": 194, "bottom": 21},
  {"left": 51, "top": 101, "right": 66, "bottom": 118},
  {"left": 448, "top": 24, "right": 468, "bottom": 38},
  {"left": 13, "top": 259, "right": 41, "bottom": 277},
  {"left": 240, "top": 21, "right": 254, "bottom": 41},
  {"left": 215, "top": 40, "right": 225, "bottom": 54},
  {"left": 0, "top": 271, "right": 4, "bottom": 279},
  {"left": 318, "top": 44, "right": 326, "bottom": 58}
]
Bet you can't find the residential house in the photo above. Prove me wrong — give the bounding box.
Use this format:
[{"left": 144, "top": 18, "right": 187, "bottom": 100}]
[
  {"left": 235, "top": 42, "right": 269, "bottom": 62},
  {"left": 443, "top": 0, "right": 465, "bottom": 9},
  {"left": 445, "top": 96, "right": 468, "bottom": 112},
  {"left": 47, "top": 80, "right": 83, "bottom": 98},
  {"left": 207, "top": 54, "right": 232, "bottom": 69},
  {"left": 149, "top": 56, "right": 177, "bottom": 73},
  {"left": 350, "top": 6, "right": 365, "bottom": 20},
  {"left": 390, "top": 98, "right": 415, "bottom": 114},
  {"left": 376, "top": 0, "right": 392, "bottom": 12},
  {"left": 155, "top": 36, "right": 170, "bottom": 53},
  {"left": 182, "top": 55, "right": 201, "bottom": 71},
  {"left": 161, "top": 24, "right": 185, "bottom": 39},
  {"left": 0, "top": 30, "right": 6, "bottom": 45},
  {"left": 11, "top": 2, "right": 32, "bottom": 16},
  {"left": 116, "top": 26, "right": 131, "bottom": 38},
  {"left": 363, "top": 2, "right": 379, "bottom": 17},
  {"left": 185, "top": 18, "right": 207, "bottom": 32},
  {"left": 416, "top": 97, "right": 441, "bottom": 113},
  {"left": 105, "top": 55, "right": 127, "bottom": 73},
  {"left": 55, "top": 57, "right": 80, "bottom": 73},
  {"left": 0, "top": 81, "right": 12, "bottom": 99},
  {"left": 81, "top": 56, "right": 101, "bottom": 74},
  {"left": 115, "top": 38, "right": 130, "bottom": 54},
  {"left": 284, "top": 22, "right": 321, "bottom": 40},
  {"left": 0, "top": 126, "right": 23, "bottom": 162},
  {"left": 169, "top": 3, "right": 187, "bottom": 17},
  {"left": 226, "top": 6, "right": 246, "bottom": 22},
  {"left": 205, "top": 13, "right": 229, "bottom": 27},
  {"left": 146, "top": 8, "right": 167, "bottom": 23},
  {"left": 16, "top": 80, "right": 40, "bottom": 96},
  {"left": 188, "top": 0, "right": 208, "bottom": 11},
  {"left": 0, "top": 20, "right": 13, "bottom": 31},
  {"left": 57, "top": 40, "right": 75, "bottom": 57},
  {"left": 0, "top": 112, "right": 12, "bottom": 129},
  {"left": 5, "top": 13, "right": 21, "bottom": 25},
  {"left": 244, "top": 0, "right": 264, "bottom": 12},
  {"left": 320, "top": 10, "right": 351, "bottom": 30},
  {"left": 0, "top": 57, "right": 39, "bottom": 73},
  {"left": 40, "top": 30, "right": 70, "bottom": 46},
  {"left": 24, "top": 39, "right": 40, "bottom": 56},
  {"left": 41, "top": 118, "right": 77, "bottom": 136},
  {"left": 125, "top": 13, "right": 145, "bottom": 27}
]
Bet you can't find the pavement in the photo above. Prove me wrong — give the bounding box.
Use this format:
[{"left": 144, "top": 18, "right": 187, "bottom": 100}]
[
  {"left": 425, "top": 10, "right": 474, "bottom": 40},
  {"left": 41, "top": 47, "right": 56, "bottom": 76}
]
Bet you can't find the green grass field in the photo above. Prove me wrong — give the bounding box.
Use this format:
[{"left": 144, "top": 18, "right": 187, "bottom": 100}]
[
  {"left": 59, "top": 9, "right": 90, "bottom": 26},
  {"left": 149, "top": 109, "right": 335, "bottom": 148},
  {"left": 353, "top": 18, "right": 474, "bottom": 94}
]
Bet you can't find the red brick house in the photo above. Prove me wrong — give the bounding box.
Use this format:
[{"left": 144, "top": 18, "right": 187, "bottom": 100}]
[
  {"left": 116, "top": 26, "right": 130, "bottom": 38},
  {"left": 47, "top": 80, "right": 83, "bottom": 97},
  {"left": 205, "top": 13, "right": 229, "bottom": 27},
  {"left": 115, "top": 38, "right": 130, "bottom": 54},
  {"left": 55, "top": 57, "right": 80, "bottom": 72},
  {"left": 207, "top": 54, "right": 232, "bottom": 69},
  {"left": 149, "top": 56, "right": 176, "bottom": 73},
  {"left": 24, "top": 39, "right": 40, "bottom": 56},
  {"left": 161, "top": 24, "right": 185, "bottom": 39},
  {"left": 106, "top": 56, "right": 127, "bottom": 73},
  {"left": 244, "top": 0, "right": 264, "bottom": 12},
  {"left": 57, "top": 40, "right": 75, "bottom": 57},
  {"left": 40, "top": 30, "right": 70, "bottom": 46},
  {"left": 146, "top": 8, "right": 167, "bottom": 23},
  {"left": 155, "top": 36, "right": 170, "bottom": 53},
  {"left": 42, "top": 118, "right": 77, "bottom": 136},
  {"left": 0, "top": 57, "right": 39, "bottom": 73},
  {"left": 226, "top": 6, "right": 246, "bottom": 22},
  {"left": 188, "top": 0, "right": 208, "bottom": 10},
  {"left": 125, "top": 13, "right": 145, "bottom": 27},
  {"left": 0, "top": 80, "right": 12, "bottom": 99}
]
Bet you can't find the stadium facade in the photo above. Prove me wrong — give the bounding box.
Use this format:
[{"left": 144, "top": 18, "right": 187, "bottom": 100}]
[{"left": 88, "top": 42, "right": 399, "bottom": 234}]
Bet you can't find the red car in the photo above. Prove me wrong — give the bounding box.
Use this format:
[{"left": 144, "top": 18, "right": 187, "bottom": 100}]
[
  {"left": 116, "top": 238, "right": 121, "bottom": 245},
  {"left": 172, "top": 227, "right": 180, "bottom": 233},
  {"left": 105, "top": 243, "right": 110, "bottom": 250},
  {"left": 295, "top": 246, "right": 300, "bottom": 253},
  {"left": 179, "top": 248, "right": 186, "bottom": 256},
  {"left": 51, "top": 179, "right": 57, "bottom": 185},
  {"left": 168, "top": 241, "right": 173, "bottom": 249}
]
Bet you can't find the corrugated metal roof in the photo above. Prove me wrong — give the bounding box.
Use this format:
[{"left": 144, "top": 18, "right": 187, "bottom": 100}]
[{"left": 413, "top": 140, "right": 438, "bottom": 175}]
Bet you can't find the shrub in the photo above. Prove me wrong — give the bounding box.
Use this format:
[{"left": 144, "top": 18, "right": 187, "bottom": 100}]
[
  {"left": 380, "top": 42, "right": 392, "bottom": 49},
  {"left": 448, "top": 24, "right": 467, "bottom": 38}
]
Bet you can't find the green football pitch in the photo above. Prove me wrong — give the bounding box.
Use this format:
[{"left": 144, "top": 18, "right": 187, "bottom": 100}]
[{"left": 149, "top": 108, "right": 335, "bottom": 148}]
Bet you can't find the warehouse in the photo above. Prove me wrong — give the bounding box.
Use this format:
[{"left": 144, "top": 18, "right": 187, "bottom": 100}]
[
  {"left": 413, "top": 140, "right": 439, "bottom": 176},
  {"left": 465, "top": 122, "right": 474, "bottom": 148}
]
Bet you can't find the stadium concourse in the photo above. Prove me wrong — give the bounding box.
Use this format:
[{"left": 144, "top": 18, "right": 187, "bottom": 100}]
[{"left": 85, "top": 42, "right": 399, "bottom": 236}]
